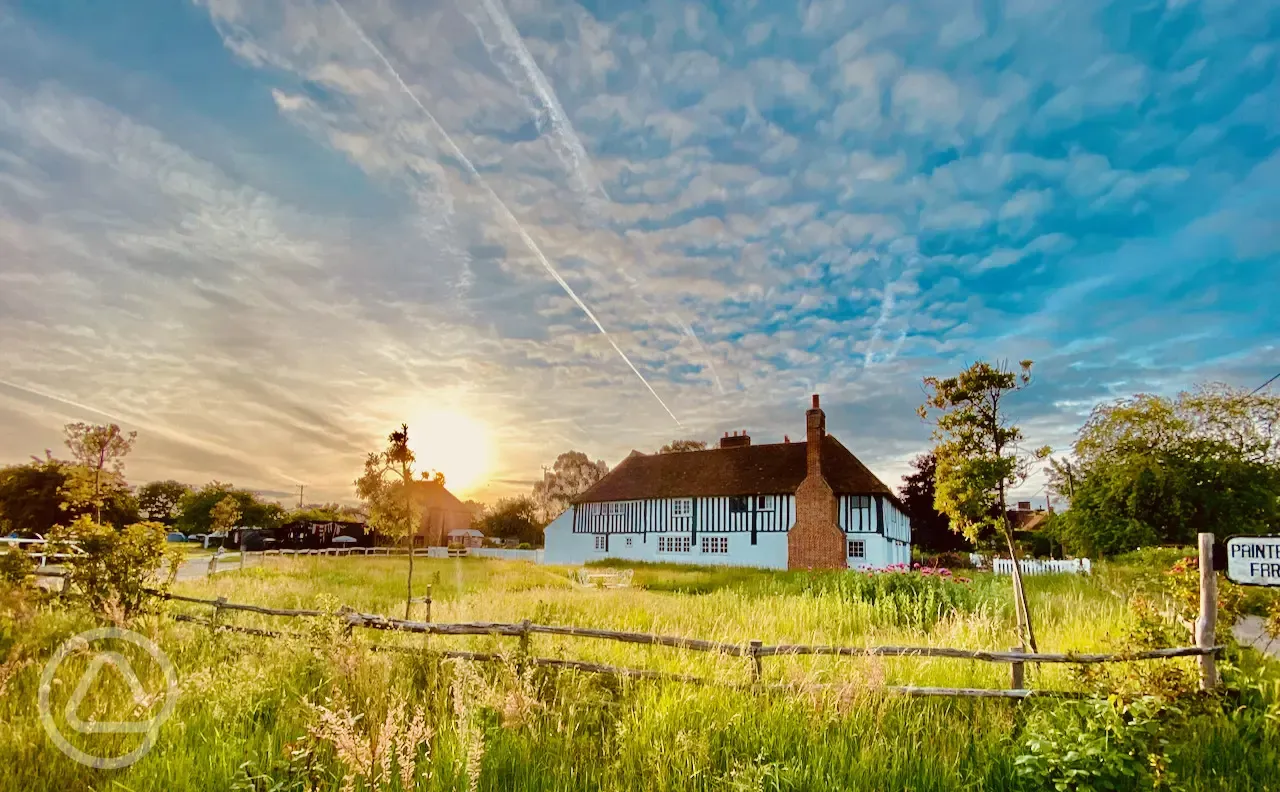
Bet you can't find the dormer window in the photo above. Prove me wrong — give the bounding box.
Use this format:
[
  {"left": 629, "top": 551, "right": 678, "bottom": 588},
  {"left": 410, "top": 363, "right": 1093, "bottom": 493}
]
[{"left": 672, "top": 498, "right": 693, "bottom": 518}]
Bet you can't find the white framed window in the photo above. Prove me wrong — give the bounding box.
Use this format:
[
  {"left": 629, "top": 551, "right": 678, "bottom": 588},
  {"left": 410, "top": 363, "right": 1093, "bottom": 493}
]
[
  {"left": 657, "top": 535, "right": 692, "bottom": 553},
  {"left": 755, "top": 495, "right": 771, "bottom": 510},
  {"left": 728, "top": 496, "right": 748, "bottom": 513},
  {"left": 672, "top": 498, "right": 693, "bottom": 518},
  {"left": 594, "top": 535, "right": 607, "bottom": 552},
  {"left": 701, "top": 536, "right": 728, "bottom": 554},
  {"left": 625, "top": 537, "right": 633, "bottom": 547},
  {"left": 604, "top": 502, "right": 627, "bottom": 517},
  {"left": 848, "top": 539, "right": 866, "bottom": 559}
]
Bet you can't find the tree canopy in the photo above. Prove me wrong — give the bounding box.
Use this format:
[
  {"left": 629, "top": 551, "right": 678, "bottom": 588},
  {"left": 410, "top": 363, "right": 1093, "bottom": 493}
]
[
  {"left": 136, "top": 480, "right": 192, "bottom": 525},
  {"left": 0, "top": 456, "right": 138, "bottom": 535},
  {"left": 1055, "top": 384, "right": 1280, "bottom": 556},
  {"left": 475, "top": 496, "right": 542, "bottom": 546},
  {"left": 532, "top": 451, "right": 609, "bottom": 520},
  {"left": 657, "top": 439, "right": 707, "bottom": 454},
  {"left": 174, "top": 482, "right": 284, "bottom": 535},
  {"left": 898, "top": 452, "right": 972, "bottom": 553},
  {"left": 63, "top": 422, "right": 137, "bottom": 522}
]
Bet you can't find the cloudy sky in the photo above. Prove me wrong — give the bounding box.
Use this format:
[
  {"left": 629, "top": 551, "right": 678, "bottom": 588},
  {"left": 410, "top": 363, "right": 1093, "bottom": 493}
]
[{"left": 1, "top": 0, "right": 1276, "bottom": 505}]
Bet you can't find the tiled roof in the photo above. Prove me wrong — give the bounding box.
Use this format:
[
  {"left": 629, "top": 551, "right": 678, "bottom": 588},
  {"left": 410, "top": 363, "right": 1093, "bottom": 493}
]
[{"left": 573, "top": 435, "right": 898, "bottom": 504}]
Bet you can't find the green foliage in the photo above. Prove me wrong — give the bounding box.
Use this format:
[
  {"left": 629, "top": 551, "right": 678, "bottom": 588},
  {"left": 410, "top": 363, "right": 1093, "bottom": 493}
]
[
  {"left": 210, "top": 495, "right": 242, "bottom": 533},
  {"left": 656, "top": 439, "right": 707, "bottom": 454},
  {"left": 175, "top": 482, "right": 285, "bottom": 535},
  {"left": 531, "top": 451, "right": 608, "bottom": 521},
  {"left": 0, "top": 546, "right": 33, "bottom": 585},
  {"left": 1059, "top": 384, "right": 1280, "bottom": 556},
  {"left": 49, "top": 516, "right": 178, "bottom": 615},
  {"left": 288, "top": 503, "right": 363, "bottom": 524},
  {"left": 0, "top": 457, "right": 138, "bottom": 534},
  {"left": 136, "top": 479, "right": 192, "bottom": 524},
  {"left": 1016, "top": 696, "right": 1188, "bottom": 791},
  {"left": 62, "top": 422, "right": 137, "bottom": 522},
  {"left": 354, "top": 425, "right": 417, "bottom": 542},
  {"left": 800, "top": 568, "right": 984, "bottom": 630},
  {"left": 476, "top": 496, "right": 542, "bottom": 546},
  {"left": 899, "top": 452, "right": 975, "bottom": 552}
]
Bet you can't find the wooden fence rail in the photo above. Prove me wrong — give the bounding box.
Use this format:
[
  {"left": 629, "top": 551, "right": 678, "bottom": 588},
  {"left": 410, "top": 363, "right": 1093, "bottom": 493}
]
[{"left": 149, "top": 585, "right": 1223, "bottom": 698}]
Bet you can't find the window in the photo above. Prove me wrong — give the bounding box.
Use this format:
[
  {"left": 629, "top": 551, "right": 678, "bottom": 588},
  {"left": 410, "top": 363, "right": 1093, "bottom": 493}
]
[
  {"left": 848, "top": 539, "right": 866, "bottom": 559},
  {"left": 625, "top": 537, "right": 633, "bottom": 547},
  {"left": 851, "top": 495, "right": 871, "bottom": 510},
  {"left": 701, "top": 536, "right": 728, "bottom": 554},
  {"left": 594, "top": 535, "right": 607, "bottom": 552},
  {"left": 756, "top": 495, "right": 771, "bottom": 509},
  {"left": 672, "top": 498, "right": 693, "bottom": 518},
  {"left": 728, "top": 496, "right": 748, "bottom": 513},
  {"left": 657, "top": 535, "right": 692, "bottom": 553},
  {"left": 604, "top": 502, "right": 627, "bottom": 517}
]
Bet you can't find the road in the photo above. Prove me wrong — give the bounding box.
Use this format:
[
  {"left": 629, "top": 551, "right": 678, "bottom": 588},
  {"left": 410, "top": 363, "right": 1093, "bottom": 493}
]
[{"left": 174, "top": 551, "right": 266, "bottom": 580}]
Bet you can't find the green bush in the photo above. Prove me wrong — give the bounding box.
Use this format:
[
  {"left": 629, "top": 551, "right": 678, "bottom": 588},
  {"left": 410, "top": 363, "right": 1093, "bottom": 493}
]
[
  {"left": 49, "top": 517, "right": 179, "bottom": 615},
  {"left": 0, "top": 546, "right": 32, "bottom": 585}
]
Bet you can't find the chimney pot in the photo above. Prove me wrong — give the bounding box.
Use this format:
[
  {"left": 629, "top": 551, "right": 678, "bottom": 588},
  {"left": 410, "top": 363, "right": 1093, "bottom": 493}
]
[{"left": 812, "top": 394, "right": 820, "bottom": 409}]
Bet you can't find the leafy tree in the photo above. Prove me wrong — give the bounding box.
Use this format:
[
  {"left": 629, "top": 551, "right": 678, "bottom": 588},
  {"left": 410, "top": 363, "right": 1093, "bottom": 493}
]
[
  {"left": 209, "top": 496, "right": 242, "bottom": 534},
  {"left": 0, "top": 457, "right": 137, "bottom": 535},
  {"left": 532, "top": 451, "right": 609, "bottom": 521},
  {"left": 355, "top": 424, "right": 420, "bottom": 618},
  {"left": 174, "top": 483, "right": 284, "bottom": 535},
  {"left": 898, "top": 453, "right": 972, "bottom": 553},
  {"left": 476, "top": 496, "right": 542, "bottom": 546},
  {"left": 63, "top": 423, "right": 137, "bottom": 523},
  {"left": 919, "top": 359, "right": 1050, "bottom": 652},
  {"left": 1058, "top": 384, "right": 1280, "bottom": 556},
  {"left": 136, "top": 480, "right": 191, "bottom": 525},
  {"left": 287, "top": 503, "right": 364, "bottom": 524},
  {"left": 657, "top": 439, "right": 707, "bottom": 454}
]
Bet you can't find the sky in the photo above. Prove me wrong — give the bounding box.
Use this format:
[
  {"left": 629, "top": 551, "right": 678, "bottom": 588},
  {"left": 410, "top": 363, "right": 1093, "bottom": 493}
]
[{"left": 0, "top": 0, "right": 1277, "bottom": 506}]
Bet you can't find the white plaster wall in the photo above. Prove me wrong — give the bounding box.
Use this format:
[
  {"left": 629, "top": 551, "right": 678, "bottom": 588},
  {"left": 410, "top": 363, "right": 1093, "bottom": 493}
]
[{"left": 543, "top": 509, "right": 595, "bottom": 565}]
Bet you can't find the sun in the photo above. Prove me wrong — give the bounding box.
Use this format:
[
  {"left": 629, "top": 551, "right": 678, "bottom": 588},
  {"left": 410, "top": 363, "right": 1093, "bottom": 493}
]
[{"left": 405, "top": 409, "right": 494, "bottom": 495}]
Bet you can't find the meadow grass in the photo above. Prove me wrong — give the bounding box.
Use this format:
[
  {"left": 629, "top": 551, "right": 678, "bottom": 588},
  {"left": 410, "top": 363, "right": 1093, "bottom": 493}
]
[{"left": 0, "top": 557, "right": 1276, "bottom": 791}]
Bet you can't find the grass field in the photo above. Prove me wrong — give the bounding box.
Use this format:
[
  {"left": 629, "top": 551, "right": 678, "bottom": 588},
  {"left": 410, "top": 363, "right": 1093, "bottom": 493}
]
[{"left": 2, "top": 556, "right": 1278, "bottom": 791}]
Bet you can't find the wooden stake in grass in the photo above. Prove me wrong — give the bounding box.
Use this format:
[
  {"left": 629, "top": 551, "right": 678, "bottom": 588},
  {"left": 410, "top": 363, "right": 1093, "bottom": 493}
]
[{"left": 1195, "top": 532, "right": 1218, "bottom": 691}]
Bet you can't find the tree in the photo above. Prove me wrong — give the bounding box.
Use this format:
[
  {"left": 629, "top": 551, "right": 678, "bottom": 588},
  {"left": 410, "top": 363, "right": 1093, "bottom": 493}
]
[
  {"left": 657, "top": 439, "right": 707, "bottom": 454},
  {"left": 476, "top": 496, "right": 542, "bottom": 546},
  {"left": 355, "top": 424, "right": 420, "bottom": 619},
  {"left": 63, "top": 423, "right": 137, "bottom": 523},
  {"left": 919, "top": 360, "right": 1050, "bottom": 652},
  {"left": 174, "top": 483, "right": 284, "bottom": 536},
  {"left": 898, "top": 453, "right": 972, "bottom": 553},
  {"left": 49, "top": 516, "right": 177, "bottom": 616},
  {"left": 1056, "top": 384, "right": 1280, "bottom": 556},
  {"left": 0, "top": 457, "right": 138, "bottom": 535},
  {"left": 531, "top": 451, "right": 609, "bottom": 521},
  {"left": 136, "top": 480, "right": 192, "bottom": 525},
  {"left": 209, "top": 495, "right": 242, "bottom": 534}
]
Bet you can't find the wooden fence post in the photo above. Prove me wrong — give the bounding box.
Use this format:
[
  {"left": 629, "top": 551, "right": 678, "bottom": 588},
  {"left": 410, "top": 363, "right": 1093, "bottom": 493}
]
[
  {"left": 749, "top": 640, "right": 763, "bottom": 683},
  {"left": 1195, "top": 532, "right": 1218, "bottom": 691},
  {"left": 425, "top": 584, "right": 433, "bottom": 624},
  {"left": 1009, "top": 646, "right": 1025, "bottom": 690},
  {"left": 208, "top": 551, "right": 219, "bottom": 577},
  {"left": 517, "top": 619, "right": 532, "bottom": 674},
  {"left": 211, "top": 596, "right": 227, "bottom": 631}
]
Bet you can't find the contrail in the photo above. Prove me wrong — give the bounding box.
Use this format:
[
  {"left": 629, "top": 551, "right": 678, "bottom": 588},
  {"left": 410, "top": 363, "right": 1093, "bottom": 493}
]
[
  {"left": 462, "top": 0, "right": 726, "bottom": 395},
  {"left": 330, "top": 0, "right": 682, "bottom": 426},
  {"left": 864, "top": 278, "right": 896, "bottom": 369}
]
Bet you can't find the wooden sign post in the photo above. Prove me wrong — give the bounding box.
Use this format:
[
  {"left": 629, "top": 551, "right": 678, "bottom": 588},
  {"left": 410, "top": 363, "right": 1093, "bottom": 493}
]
[{"left": 1195, "top": 533, "right": 1218, "bottom": 691}]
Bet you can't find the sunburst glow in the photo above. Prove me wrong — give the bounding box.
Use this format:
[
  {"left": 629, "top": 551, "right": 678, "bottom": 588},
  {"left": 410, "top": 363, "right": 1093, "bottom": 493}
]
[{"left": 406, "top": 409, "right": 493, "bottom": 495}]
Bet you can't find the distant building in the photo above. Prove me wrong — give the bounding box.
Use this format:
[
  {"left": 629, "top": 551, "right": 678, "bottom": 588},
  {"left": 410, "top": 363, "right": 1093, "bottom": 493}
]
[
  {"left": 543, "top": 395, "right": 911, "bottom": 569},
  {"left": 447, "top": 527, "right": 485, "bottom": 548},
  {"left": 411, "top": 480, "right": 474, "bottom": 547}
]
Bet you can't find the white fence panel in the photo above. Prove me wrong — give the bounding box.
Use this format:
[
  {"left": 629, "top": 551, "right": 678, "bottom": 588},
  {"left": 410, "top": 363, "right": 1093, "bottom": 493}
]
[
  {"left": 989, "top": 557, "right": 1091, "bottom": 576},
  {"left": 470, "top": 548, "right": 544, "bottom": 563}
]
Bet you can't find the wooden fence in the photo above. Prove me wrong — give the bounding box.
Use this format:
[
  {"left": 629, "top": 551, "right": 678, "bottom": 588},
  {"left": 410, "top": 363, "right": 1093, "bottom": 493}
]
[{"left": 39, "top": 533, "right": 1229, "bottom": 699}]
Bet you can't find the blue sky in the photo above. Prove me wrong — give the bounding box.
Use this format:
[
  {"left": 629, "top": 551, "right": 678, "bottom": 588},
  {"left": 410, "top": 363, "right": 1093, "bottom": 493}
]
[{"left": 0, "top": 0, "right": 1276, "bottom": 504}]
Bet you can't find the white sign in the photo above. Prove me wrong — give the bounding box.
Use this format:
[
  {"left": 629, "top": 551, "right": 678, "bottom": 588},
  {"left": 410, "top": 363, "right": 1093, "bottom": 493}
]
[{"left": 1225, "top": 536, "right": 1280, "bottom": 586}]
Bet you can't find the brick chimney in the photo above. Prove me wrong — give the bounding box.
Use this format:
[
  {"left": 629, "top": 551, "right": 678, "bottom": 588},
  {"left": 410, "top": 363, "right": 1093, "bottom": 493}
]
[
  {"left": 720, "top": 430, "right": 751, "bottom": 449},
  {"left": 787, "top": 393, "right": 847, "bottom": 570}
]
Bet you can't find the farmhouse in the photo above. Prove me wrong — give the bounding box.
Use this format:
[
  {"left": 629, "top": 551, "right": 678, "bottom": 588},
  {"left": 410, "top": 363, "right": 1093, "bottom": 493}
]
[{"left": 544, "top": 395, "right": 910, "bottom": 570}]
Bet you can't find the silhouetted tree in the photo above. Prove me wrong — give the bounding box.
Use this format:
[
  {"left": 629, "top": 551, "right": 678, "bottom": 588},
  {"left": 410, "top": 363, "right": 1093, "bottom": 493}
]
[{"left": 899, "top": 453, "right": 971, "bottom": 553}]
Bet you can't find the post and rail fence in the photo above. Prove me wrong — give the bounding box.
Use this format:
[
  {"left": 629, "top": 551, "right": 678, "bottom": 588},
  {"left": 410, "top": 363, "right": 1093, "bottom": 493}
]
[{"left": 33, "top": 533, "right": 1226, "bottom": 696}]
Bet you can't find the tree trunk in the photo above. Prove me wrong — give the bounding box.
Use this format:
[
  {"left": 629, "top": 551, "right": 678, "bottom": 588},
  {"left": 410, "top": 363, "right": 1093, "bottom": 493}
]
[
  {"left": 93, "top": 465, "right": 102, "bottom": 524},
  {"left": 404, "top": 468, "right": 414, "bottom": 621}
]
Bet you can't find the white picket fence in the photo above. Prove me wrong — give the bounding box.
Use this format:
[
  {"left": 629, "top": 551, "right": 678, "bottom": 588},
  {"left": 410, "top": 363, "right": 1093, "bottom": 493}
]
[
  {"left": 987, "top": 556, "right": 1092, "bottom": 576},
  {"left": 469, "top": 547, "right": 544, "bottom": 563}
]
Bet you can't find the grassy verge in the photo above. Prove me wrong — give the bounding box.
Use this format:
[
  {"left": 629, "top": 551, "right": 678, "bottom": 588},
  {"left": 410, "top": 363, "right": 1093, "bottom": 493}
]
[{"left": 1, "top": 557, "right": 1277, "bottom": 791}]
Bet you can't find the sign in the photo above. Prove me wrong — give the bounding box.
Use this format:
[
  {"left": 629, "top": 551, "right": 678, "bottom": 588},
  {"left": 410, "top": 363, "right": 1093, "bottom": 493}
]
[{"left": 1225, "top": 535, "right": 1280, "bottom": 586}]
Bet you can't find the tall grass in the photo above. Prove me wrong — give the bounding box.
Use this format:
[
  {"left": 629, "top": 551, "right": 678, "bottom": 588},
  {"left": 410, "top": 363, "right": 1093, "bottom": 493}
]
[{"left": 0, "top": 557, "right": 1276, "bottom": 791}]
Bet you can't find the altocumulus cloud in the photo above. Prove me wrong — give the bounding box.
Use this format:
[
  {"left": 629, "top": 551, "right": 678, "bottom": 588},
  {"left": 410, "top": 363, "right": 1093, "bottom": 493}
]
[{"left": 0, "top": 0, "right": 1276, "bottom": 503}]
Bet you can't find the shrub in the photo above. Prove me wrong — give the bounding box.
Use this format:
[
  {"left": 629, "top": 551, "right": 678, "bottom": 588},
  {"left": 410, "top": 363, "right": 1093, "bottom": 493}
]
[
  {"left": 0, "top": 546, "right": 33, "bottom": 585},
  {"left": 49, "top": 516, "right": 179, "bottom": 616}
]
